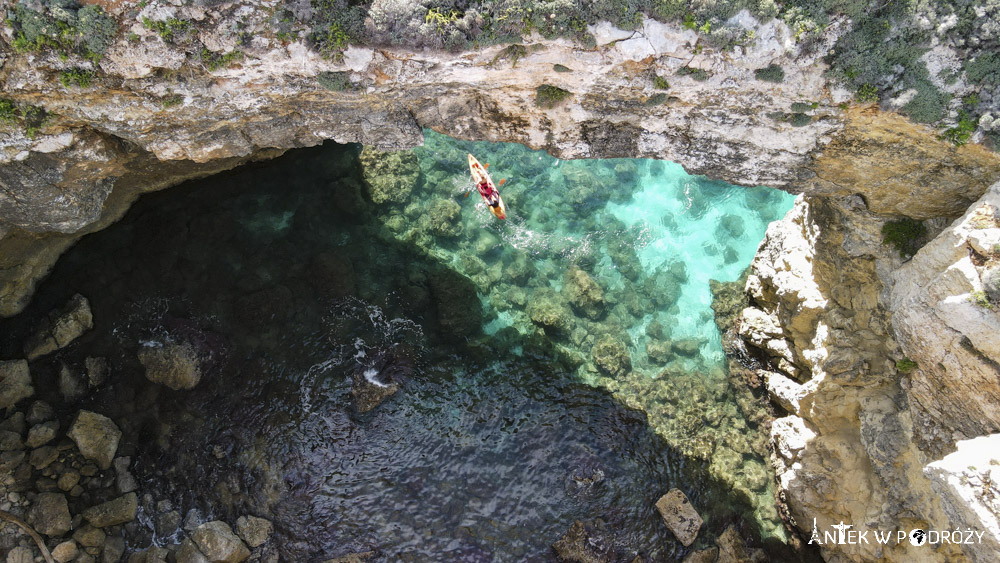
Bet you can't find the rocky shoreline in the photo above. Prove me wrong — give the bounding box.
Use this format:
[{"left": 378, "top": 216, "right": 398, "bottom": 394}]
[{"left": 0, "top": 295, "right": 279, "bottom": 563}]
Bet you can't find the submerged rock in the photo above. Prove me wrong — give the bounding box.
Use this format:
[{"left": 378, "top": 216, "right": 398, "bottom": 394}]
[
  {"left": 24, "top": 294, "right": 93, "bottom": 360},
  {"left": 0, "top": 359, "right": 34, "bottom": 409},
  {"left": 68, "top": 410, "right": 121, "bottom": 470},
  {"left": 551, "top": 520, "right": 614, "bottom": 563},
  {"left": 655, "top": 488, "right": 702, "bottom": 547},
  {"left": 563, "top": 267, "right": 606, "bottom": 320},
  {"left": 138, "top": 342, "right": 202, "bottom": 390},
  {"left": 527, "top": 288, "right": 571, "bottom": 333},
  {"left": 591, "top": 335, "right": 631, "bottom": 377},
  {"left": 351, "top": 367, "right": 399, "bottom": 414},
  {"left": 427, "top": 198, "right": 463, "bottom": 238},
  {"left": 235, "top": 515, "right": 273, "bottom": 548},
  {"left": 359, "top": 146, "right": 419, "bottom": 205},
  {"left": 192, "top": 521, "right": 250, "bottom": 563}
]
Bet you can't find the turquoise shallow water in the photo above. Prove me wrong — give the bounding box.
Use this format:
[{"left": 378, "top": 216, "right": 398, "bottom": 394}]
[{"left": 0, "top": 133, "right": 805, "bottom": 560}]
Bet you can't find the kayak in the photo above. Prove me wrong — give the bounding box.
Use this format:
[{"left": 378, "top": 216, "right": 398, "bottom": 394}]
[{"left": 467, "top": 153, "right": 507, "bottom": 220}]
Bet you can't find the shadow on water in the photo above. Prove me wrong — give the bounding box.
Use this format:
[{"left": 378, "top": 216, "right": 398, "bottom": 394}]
[{"left": 0, "top": 142, "right": 820, "bottom": 562}]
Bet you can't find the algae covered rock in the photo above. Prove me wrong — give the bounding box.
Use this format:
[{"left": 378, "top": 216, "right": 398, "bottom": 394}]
[
  {"left": 527, "top": 288, "right": 570, "bottom": 333},
  {"left": 591, "top": 335, "right": 631, "bottom": 377},
  {"left": 563, "top": 266, "right": 606, "bottom": 320},
  {"left": 359, "top": 146, "right": 419, "bottom": 205},
  {"left": 427, "top": 198, "right": 463, "bottom": 238}
]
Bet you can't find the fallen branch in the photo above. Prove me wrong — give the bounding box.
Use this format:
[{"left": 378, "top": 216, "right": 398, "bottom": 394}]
[{"left": 0, "top": 509, "right": 55, "bottom": 563}]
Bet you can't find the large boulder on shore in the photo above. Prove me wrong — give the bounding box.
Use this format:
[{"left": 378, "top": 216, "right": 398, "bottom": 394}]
[
  {"left": 193, "top": 521, "right": 250, "bottom": 563},
  {"left": 82, "top": 492, "right": 138, "bottom": 527},
  {"left": 0, "top": 359, "right": 33, "bottom": 409},
  {"left": 29, "top": 492, "right": 71, "bottom": 536},
  {"left": 67, "top": 410, "right": 121, "bottom": 470}
]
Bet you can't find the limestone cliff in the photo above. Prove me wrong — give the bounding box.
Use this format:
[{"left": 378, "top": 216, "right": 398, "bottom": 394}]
[
  {"left": 3, "top": 4, "right": 1000, "bottom": 562},
  {"left": 2, "top": 2, "right": 999, "bottom": 315},
  {"left": 739, "top": 183, "right": 1000, "bottom": 562}
]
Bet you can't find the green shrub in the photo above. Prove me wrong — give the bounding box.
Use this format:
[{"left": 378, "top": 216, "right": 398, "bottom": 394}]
[
  {"left": 553, "top": 64, "right": 572, "bottom": 73},
  {"left": 200, "top": 49, "right": 244, "bottom": 71},
  {"left": 0, "top": 100, "right": 17, "bottom": 124},
  {"left": 970, "top": 290, "right": 994, "bottom": 310},
  {"left": 536, "top": 84, "right": 571, "bottom": 109},
  {"left": 77, "top": 5, "right": 118, "bottom": 57},
  {"left": 489, "top": 44, "right": 527, "bottom": 68},
  {"left": 901, "top": 81, "right": 949, "bottom": 124},
  {"left": 142, "top": 16, "right": 190, "bottom": 43},
  {"left": 881, "top": 218, "right": 927, "bottom": 258},
  {"left": 160, "top": 94, "right": 184, "bottom": 108},
  {"left": 755, "top": 64, "right": 784, "bottom": 83},
  {"left": 940, "top": 111, "right": 978, "bottom": 146},
  {"left": 965, "top": 53, "right": 1000, "bottom": 87},
  {"left": 59, "top": 68, "right": 95, "bottom": 88},
  {"left": 677, "top": 66, "right": 708, "bottom": 81},
  {"left": 653, "top": 75, "right": 670, "bottom": 90},
  {"left": 317, "top": 71, "right": 354, "bottom": 91},
  {"left": 856, "top": 83, "right": 879, "bottom": 103},
  {"left": 311, "top": 21, "right": 351, "bottom": 60},
  {"left": 896, "top": 358, "right": 918, "bottom": 373}
]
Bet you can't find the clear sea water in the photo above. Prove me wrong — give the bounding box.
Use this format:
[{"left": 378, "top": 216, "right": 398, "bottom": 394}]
[{"left": 0, "top": 131, "right": 805, "bottom": 561}]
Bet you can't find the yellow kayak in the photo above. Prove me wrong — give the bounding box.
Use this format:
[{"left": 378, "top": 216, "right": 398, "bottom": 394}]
[{"left": 467, "top": 153, "right": 507, "bottom": 220}]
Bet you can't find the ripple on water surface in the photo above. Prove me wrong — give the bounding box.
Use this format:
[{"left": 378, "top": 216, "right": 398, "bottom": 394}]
[{"left": 0, "top": 134, "right": 808, "bottom": 561}]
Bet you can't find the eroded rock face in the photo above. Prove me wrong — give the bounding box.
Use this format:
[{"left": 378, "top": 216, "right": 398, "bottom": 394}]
[
  {"left": 890, "top": 182, "right": 1000, "bottom": 457},
  {"left": 2, "top": 8, "right": 998, "bottom": 317},
  {"left": 741, "top": 195, "right": 928, "bottom": 561}
]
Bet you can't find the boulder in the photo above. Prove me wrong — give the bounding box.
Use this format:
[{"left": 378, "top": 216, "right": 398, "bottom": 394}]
[
  {"left": 655, "top": 488, "right": 702, "bottom": 547},
  {"left": 351, "top": 365, "right": 399, "bottom": 414},
  {"left": 235, "top": 515, "right": 273, "bottom": 548},
  {"left": 85, "top": 356, "right": 110, "bottom": 387},
  {"left": 102, "top": 536, "right": 126, "bottom": 563},
  {"left": 563, "top": 266, "right": 606, "bottom": 320},
  {"left": 24, "top": 294, "right": 93, "bottom": 360},
  {"left": 551, "top": 519, "right": 614, "bottom": 562},
  {"left": 73, "top": 524, "right": 106, "bottom": 548},
  {"left": 28, "top": 492, "right": 72, "bottom": 536},
  {"left": 192, "top": 521, "right": 250, "bottom": 563},
  {"left": 6, "top": 546, "right": 34, "bottom": 563},
  {"left": 0, "top": 429, "right": 24, "bottom": 451},
  {"left": 591, "top": 335, "right": 631, "bottom": 377},
  {"left": 52, "top": 540, "right": 80, "bottom": 563},
  {"left": 68, "top": 410, "right": 121, "bottom": 469},
  {"left": 82, "top": 492, "right": 138, "bottom": 527},
  {"left": 716, "top": 525, "right": 766, "bottom": 562},
  {"left": 137, "top": 342, "right": 202, "bottom": 390},
  {"left": 26, "top": 420, "right": 58, "bottom": 448},
  {"left": 114, "top": 456, "right": 138, "bottom": 494},
  {"left": 358, "top": 146, "right": 419, "bottom": 205},
  {"left": 29, "top": 445, "right": 59, "bottom": 469},
  {"left": 176, "top": 539, "right": 211, "bottom": 563},
  {"left": 0, "top": 360, "right": 34, "bottom": 409}
]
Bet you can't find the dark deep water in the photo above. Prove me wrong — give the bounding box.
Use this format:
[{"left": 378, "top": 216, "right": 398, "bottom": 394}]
[{"left": 0, "top": 141, "right": 817, "bottom": 561}]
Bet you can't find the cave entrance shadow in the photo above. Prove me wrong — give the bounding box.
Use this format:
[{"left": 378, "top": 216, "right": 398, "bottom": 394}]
[{"left": 0, "top": 141, "right": 820, "bottom": 562}]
